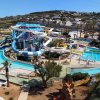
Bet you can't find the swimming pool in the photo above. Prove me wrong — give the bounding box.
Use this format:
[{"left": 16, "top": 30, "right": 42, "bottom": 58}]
[
  {"left": 81, "top": 47, "right": 100, "bottom": 62},
  {"left": 71, "top": 68, "right": 100, "bottom": 75},
  {"left": 75, "top": 38, "right": 92, "bottom": 43},
  {"left": 0, "top": 50, "right": 34, "bottom": 71}
]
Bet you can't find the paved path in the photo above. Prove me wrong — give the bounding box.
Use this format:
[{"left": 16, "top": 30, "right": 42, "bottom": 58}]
[
  {"left": 18, "top": 84, "right": 30, "bottom": 100},
  {"left": 18, "top": 91, "right": 29, "bottom": 100}
]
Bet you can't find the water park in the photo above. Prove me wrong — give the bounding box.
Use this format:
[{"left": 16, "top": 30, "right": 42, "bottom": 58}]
[
  {"left": 0, "top": 22, "right": 100, "bottom": 76},
  {"left": 0, "top": 22, "right": 100, "bottom": 100}
]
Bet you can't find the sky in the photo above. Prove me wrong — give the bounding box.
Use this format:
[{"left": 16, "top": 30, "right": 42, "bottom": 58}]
[{"left": 0, "top": 0, "right": 100, "bottom": 18}]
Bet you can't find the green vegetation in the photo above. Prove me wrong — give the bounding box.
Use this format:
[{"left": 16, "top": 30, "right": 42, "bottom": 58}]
[
  {"left": 64, "top": 74, "right": 73, "bottom": 82},
  {"left": 33, "top": 61, "right": 62, "bottom": 87},
  {"left": 62, "top": 31, "right": 70, "bottom": 37},
  {"left": 44, "top": 51, "right": 61, "bottom": 59},
  {"left": 98, "top": 33, "right": 100, "bottom": 40},
  {"left": 49, "top": 39, "right": 64, "bottom": 47},
  {"left": 89, "top": 39, "right": 100, "bottom": 48},
  {"left": 84, "top": 34, "right": 89, "bottom": 38},
  {"left": 94, "top": 73, "right": 100, "bottom": 81},
  {"left": 22, "top": 80, "right": 28, "bottom": 85},
  {"left": 72, "top": 72, "right": 89, "bottom": 81},
  {"left": 2, "top": 60, "right": 12, "bottom": 87},
  {"left": 62, "top": 31, "right": 71, "bottom": 42},
  {"left": 66, "top": 72, "right": 89, "bottom": 82},
  {"left": 0, "top": 31, "right": 11, "bottom": 35},
  {"left": 86, "top": 81, "right": 100, "bottom": 100}
]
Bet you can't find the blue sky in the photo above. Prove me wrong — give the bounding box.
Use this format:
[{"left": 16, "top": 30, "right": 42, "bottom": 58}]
[{"left": 0, "top": 0, "right": 100, "bottom": 18}]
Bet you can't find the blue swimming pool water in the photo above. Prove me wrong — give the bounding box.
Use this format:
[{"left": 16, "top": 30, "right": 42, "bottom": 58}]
[
  {"left": 75, "top": 38, "right": 92, "bottom": 43},
  {"left": 0, "top": 50, "right": 34, "bottom": 71},
  {"left": 71, "top": 68, "right": 100, "bottom": 75},
  {"left": 81, "top": 47, "right": 100, "bottom": 62}
]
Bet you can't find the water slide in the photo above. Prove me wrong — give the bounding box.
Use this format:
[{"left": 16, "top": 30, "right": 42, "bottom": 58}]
[
  {"left": 74, "top": 77, "right": 90, "bottom": 87},
  {"left": 11, "top": 27, "right": 52, "bottom": 56},
  {"left": 42, "top": 36, "right": 70, "bottom": 53},
  {"left": 0, "top": 35, "right": 13, "bottom": 49},
  {"left": 43, "top": 36, "right": 52, "bottom": 47},
  {"left": 0, "top": 35, "right": 12, "bottom": 45},
  {"left": 11, "top": 26, "right": 47, "bottom": 36},
  {"left": 0, "top": 39, "right": 6, "bottom": 45}
]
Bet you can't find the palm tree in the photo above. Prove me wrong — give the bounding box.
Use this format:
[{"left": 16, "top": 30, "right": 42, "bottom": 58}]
[
  {"left": 76, "top": 24, "right": 79, "bottom": 38},
  {"left": 80, "top": 23, "right": 83, "bottom": 38},
  {"left": 2, "top": 60, "right": 11, "bottom": 87}
]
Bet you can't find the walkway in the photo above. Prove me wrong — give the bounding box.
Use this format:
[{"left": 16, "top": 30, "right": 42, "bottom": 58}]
[
  {"left": 18, "top": 90, "right": 29, "bottom": 100},
  {"left": 69, "top": 54, "right": 100, "bottom": 68}
]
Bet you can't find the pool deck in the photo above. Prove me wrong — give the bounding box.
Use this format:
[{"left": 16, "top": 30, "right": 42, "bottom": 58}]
[
  {"left": 0, "top": 68, "right": 37, "bottom": 85},
  {"left": 0, "top": 68, "right": 35, "bottom": 77},
  {"left": 68, "top": 54, "right": 100, "bottom": 68},
  {"left": 0, "top": 52, "right": 99, "bottom": 85}
]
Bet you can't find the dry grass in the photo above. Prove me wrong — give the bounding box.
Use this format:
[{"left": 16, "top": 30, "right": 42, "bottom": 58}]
[
  {"left": 0, "top": 82, "right": 89, "bottom": 100},
  {"left": 28, "top": 82, "right": 88, "bottom": 100}
]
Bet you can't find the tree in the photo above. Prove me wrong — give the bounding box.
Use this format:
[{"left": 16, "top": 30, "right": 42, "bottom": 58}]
[
  {"left": 86, "top": 81, "right": 100, "bottom": 100},
  {"left": 62, "top": 74, "right": 76, "bottom": 100},
  {"left": 98, "top": 33, "right": 100, "bottom": 41},
  {"left": 84, "top": 34, "right": 89, "bottom": 38},
  {"left": 2, "top": 60, "right": 11, "bottom": 87},
  {"left": 62, "top": 31, "right": 71, "bottom": 42},
  {"left": 49, "top": 39, "right": 64, "bottom": 47},
  {"left": 33, "top": 60, "right": 62, "bottom": 87}
]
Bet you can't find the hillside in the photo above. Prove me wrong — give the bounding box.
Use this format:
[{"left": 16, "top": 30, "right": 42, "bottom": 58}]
[{"left": 0, "top": 10, "right": 100, "bottom": 33}]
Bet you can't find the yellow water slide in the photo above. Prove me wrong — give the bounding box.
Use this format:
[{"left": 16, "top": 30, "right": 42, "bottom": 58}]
[{"left": 74, "top": 77, "right": 90, "bottom": 87}]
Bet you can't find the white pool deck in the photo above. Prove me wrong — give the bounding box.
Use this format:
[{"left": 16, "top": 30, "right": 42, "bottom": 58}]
[{"left": 0, "top": 68, "right": 35, "bottom": 77}]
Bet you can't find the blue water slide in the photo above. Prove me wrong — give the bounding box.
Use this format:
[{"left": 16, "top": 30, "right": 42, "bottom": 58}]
[
  {"left": 0, "top": 34, "right": 13, "bottom": 45},
  {"left": 12, "top": 40, "right": 19, "bottom": 53},
  {"left": 12, "top": 30, "right": 43, "bottom": 56},
  {"left": 0, "top": 39, "right": 6, "bottom": 45}
]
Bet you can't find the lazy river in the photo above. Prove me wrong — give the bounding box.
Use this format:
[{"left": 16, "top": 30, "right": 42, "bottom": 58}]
[{"left": 0, "top": 50, "right": 34, "bottom": 71}]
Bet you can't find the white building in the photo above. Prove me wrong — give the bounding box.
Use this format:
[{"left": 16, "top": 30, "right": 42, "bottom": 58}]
[
  {"left": 69, "top": 31, "right": 79, "bottom": 38},
  {"left": 65, "top": 21, "right": 73, "bottom": 26}
]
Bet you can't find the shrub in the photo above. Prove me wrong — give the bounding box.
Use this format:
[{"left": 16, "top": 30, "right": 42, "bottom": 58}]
[
  {"left": 49, "top": 39, "right": 64, "bottom": 47},
  {"left": 9, "top": 97, "right": 13, "bottom": 100},
  {"left": 89, "top": 39, "right": 100, "bottom": 48},
  {"left": 34, "top": 61, "right": 62, "bottom": 87},
  {"left": 72, "top": 44, "right": 77, "bottom": 49},
  {"left": 94, "top": 73, "right": 100, "bottom": 81},
  {"left": 64, "top": 74, "right": 73, "bottom": 82},
  {"left": 88, "top": 82, "right": 97, "bottom": 93},
  {"left": 44, "top": 51, "right": 61, "bottom": 59},
  {"left": 86, "top": 81, "right": 100, "bottom": 100},
  {"left": 23, "top": 81, "right": 28, "bottom": 85},
  {"left": 72, "top": 72, "right": 89, "bottom": 81},
  {"left": 5, "top": 91, "right": 10, "bottom": 95},
  {"left": 84, "top": 34, "right": 89, "bottom": 38}
]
